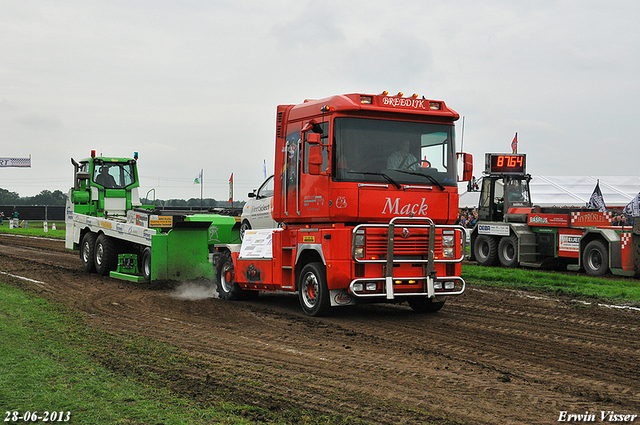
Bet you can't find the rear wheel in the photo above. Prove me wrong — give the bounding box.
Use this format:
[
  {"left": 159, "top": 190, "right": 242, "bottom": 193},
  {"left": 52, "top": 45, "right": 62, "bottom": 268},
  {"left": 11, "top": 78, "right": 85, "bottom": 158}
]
[
  {"left": 95, "top": 234, "right": 118, "bottom": 276},
  {"left": 498, "top": 235, "right": 519, "bottom": 267},
  {"left": 80, "top": 232, "right": 97, "bottom": 273},
  {"left": 141, "top": 247, "right": 152, "bottom": 282},
  {"left": 583, "top": 240, "right": 608, "bottom": 276},
  {"left": 215, "top": 251, "right": 244, "bottom": 300},
  {"left": 474, "top": 235, "right": 498, "bottom": 266},
  {"left": 408, "top": 297, "right": 445, "bottom": 313},
  {"left": 298, "top": 262, "right": 330, "bottom": 317}
]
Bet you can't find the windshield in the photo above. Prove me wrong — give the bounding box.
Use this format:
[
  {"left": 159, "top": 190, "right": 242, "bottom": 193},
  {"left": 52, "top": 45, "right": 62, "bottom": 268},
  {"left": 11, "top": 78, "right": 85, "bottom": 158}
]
[
  {"left": 93, "top": 161, "right": 136, "bottom": 189},
  {"left": 333, "top": 117, "right": 457, "bottom": 187}
]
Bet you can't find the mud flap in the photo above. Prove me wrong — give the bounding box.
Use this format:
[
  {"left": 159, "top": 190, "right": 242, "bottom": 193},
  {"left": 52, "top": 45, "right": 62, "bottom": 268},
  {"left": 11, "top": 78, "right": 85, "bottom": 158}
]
[{"left": 329, "top": 289, "right": 355, "bottom": 307}]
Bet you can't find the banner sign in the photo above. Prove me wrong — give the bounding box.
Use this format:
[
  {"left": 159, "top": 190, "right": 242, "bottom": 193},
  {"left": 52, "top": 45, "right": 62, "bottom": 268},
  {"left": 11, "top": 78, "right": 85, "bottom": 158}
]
[{"left": 0, "top": 158, "right": 31, "bottom": 167}]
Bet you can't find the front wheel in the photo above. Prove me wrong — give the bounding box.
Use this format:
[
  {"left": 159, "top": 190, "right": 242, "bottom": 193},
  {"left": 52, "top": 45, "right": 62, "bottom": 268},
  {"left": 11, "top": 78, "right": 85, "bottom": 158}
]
[
  {"left": 298, "top": 262, "right": 330, "bottom": 317},
  {"left": 583, "top": 240, "right": 608, "bottom": 276},
  {"left": 474, "top": 235, "right": 498, "bottom": 266}
]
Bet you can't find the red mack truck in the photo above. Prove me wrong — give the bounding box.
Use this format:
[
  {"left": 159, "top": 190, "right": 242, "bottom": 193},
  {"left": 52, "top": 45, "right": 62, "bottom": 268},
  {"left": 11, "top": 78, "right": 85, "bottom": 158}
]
[{"left": 212, "top": 92, "right": 473, "bottom": 316}]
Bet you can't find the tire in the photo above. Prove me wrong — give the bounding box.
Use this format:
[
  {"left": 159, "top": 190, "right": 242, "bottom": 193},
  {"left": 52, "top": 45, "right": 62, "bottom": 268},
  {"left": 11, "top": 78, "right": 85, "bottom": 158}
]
[
  {"left": 498, "top": 235, "right": 519, "bottom": 267},
  {"left": 239, "top": 220, "right": 251, "bottom": 240},
  {"left": 298, "top": 262, "right": 330, "bottom": 317},
  {"left": 94, "top": 234, "right": 118, "bottom": 276},
  {"left": 583, "top": 240, "right": 608, "bottom": 276},
  {"left": 141, "top": 247, "right": 152, "bottom": 283},
  {"left": 215, "top": 251, "right": 244, "bottom": 300},
  {"left": 80, "top": 232, "right": 97, "bottom": 273},
  {"left": 474, "top": 235, "right": 498, "bottom": 266},
  {"left": 408, "top": 297, "right": 445, "bottom": 313}
]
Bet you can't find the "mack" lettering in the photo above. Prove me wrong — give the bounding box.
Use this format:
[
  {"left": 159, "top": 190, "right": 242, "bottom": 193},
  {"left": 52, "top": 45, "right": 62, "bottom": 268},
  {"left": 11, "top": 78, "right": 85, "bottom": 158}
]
[{"left": 382, "top": 198, "right": 428, "bottom": 216}]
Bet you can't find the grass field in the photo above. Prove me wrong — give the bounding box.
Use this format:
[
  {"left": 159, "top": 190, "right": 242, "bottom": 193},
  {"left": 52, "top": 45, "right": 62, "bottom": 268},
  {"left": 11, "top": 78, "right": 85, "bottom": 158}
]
[
  {"left": 0, "top": 281, "right": 361, "bottom": 425},
  {"left": 0, "top": 220, "right": 66, "bottom": 239}
]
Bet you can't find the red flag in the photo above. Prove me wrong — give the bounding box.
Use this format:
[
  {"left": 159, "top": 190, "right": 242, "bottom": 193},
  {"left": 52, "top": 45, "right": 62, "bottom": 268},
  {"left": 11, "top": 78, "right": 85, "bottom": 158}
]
[
  {"left": 511, "top": 132, "right": 518, "bottom": 154},
  {"left": 228, "top": 173, "right": 233, "bottom": 204}
]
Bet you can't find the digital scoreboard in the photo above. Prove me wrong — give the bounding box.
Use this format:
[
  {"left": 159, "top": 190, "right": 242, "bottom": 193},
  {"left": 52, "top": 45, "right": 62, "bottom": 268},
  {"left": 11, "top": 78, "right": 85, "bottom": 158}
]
[{"left": 485, "top": 153, "right": 526, "bottom": 175}]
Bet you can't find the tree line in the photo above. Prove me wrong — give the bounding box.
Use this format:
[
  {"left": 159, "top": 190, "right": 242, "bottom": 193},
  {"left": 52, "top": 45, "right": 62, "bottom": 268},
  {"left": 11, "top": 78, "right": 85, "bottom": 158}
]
[{"left": 0, "top": 188, "right": 243, "bottom": 208}]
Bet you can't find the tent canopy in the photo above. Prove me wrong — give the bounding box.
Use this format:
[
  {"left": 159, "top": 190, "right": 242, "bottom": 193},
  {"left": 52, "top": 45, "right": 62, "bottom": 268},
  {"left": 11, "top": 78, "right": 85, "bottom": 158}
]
[{"left": 459, "top": 176, "right": 640, "bottom": 208}]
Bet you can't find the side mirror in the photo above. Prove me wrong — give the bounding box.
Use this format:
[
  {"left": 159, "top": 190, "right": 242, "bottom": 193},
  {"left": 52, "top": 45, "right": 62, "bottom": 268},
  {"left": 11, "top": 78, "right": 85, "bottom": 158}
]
[{"left": 457, "top": 152, "right": 473, "bottom": 182}]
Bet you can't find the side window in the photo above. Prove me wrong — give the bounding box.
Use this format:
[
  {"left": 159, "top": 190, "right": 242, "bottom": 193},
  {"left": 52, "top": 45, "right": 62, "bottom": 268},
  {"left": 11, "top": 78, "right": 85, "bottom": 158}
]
[{"left": 258, "top": 175, "right": 274, "bottom": 198}]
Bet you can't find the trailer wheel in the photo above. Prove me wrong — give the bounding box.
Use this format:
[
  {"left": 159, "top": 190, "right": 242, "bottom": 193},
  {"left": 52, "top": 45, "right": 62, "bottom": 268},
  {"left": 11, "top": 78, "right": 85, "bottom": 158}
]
[
  {"left": 215, "top": 251, "right": 244, "bottom": 300},
  {"left": 474, "top": 235, "right": 498, "bottom": 266},
  {"left": 80, "top": 232, "right": 97, "bottom": 273},
  {"left": 498, "top": 235, "right": 519, "bottom": 268},
  {"left": 95, "top": 234, "right": 118, "bottom": 276},
  {"left": 408, "top": 297, "right": 445, "bottom": 313},
  {"left": 141, "top": 247, "right": 152, "bottom": 283},
  {"left": 298, "top": 262, "right": 330, "bottom": 317},
  {"left": 583, "top": 240, "right": 609, "bottom": 276}
]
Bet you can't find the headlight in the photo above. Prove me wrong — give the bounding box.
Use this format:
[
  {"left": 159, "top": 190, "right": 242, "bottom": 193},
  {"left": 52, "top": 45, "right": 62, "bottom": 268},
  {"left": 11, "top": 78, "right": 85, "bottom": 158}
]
[
  {"left": 353, "top": 283, "right": 364, "bottom": 292},
  {"left": 444, "top": 281, "right": 456, "bottom": 290},
  {"left": 365, "top": 282, "right": 377, "bottom": 291},
  {"left": 354, "top": 247, "right": 364, "bottom": 259},
  {"left": 433, "top": 281, "right": 443, "bottom": 290},
  {"left": 442, "top": 235, "right": 455, "bottom": 246},
  {"left": 443, "top": 247, "right": 454, "bottom": 258}
]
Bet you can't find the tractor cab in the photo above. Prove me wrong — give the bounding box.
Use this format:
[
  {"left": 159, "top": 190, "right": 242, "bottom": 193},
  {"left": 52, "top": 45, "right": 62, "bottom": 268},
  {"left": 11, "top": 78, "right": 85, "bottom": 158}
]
[{"left": 472, "top": 153, "right": 532, "bottom": 223}]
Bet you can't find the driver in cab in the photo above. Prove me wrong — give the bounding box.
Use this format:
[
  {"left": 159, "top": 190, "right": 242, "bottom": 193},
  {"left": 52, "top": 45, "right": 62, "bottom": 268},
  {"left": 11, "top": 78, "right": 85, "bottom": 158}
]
[{"left": 387, "top": 140, "right": 420, "bottom": 171}]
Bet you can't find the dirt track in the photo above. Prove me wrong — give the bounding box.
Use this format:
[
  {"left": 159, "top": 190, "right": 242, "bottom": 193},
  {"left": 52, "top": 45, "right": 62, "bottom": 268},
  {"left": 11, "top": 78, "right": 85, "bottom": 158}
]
[{"left": 1, "top": 233, "right": 639, "bottom": 424}]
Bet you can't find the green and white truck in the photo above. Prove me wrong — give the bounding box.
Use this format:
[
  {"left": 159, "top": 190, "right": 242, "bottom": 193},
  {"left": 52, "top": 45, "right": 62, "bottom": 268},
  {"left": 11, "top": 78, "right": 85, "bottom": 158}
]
[{"left": 65, "top": 151, "right": 240, "bottom": 282}]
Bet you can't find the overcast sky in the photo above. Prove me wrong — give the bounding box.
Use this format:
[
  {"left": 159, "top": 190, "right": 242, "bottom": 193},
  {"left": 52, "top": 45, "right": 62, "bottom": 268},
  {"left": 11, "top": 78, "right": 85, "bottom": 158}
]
[{"left": 2, "top": 1, "right": 639, "bottom": 201}]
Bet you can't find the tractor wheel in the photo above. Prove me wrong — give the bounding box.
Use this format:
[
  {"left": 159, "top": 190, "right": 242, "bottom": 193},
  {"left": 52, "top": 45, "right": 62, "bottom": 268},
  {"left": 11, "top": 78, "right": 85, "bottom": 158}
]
[
  {"left": 583, "top": 240, "right": 609, "bottom": 276},
  {"left": 141, "top": 247, "right": 152, "bottom": 283},
  {"left": 80, "top": 232, "right": 97, "bottom": 273},
  {"left": 94, "top": 234, "right": 118, "bottom": 276},
  {"left": 215, "top": 251, "right": 244, "bottom": 300},
  {"left": 474, "top": 235, "right": 498, "bottom": 266},
  {"left": 298, "top": 262, "right": 330, "bottom": 317},
  {"left": 408, "top": 297, "right": 446, "bottom": 313},
  {"left": 498, "top": 235, "right": 519, "bottom": 268}
]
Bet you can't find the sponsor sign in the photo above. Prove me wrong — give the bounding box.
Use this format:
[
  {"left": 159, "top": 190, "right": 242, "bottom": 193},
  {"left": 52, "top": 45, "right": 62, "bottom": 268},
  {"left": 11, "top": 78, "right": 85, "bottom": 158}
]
[
  {"left": 528, "top": 214, "right": 568, "bottom": 227},
  {"left": 149, "top": 215, "right": 173, "bottom": 228},
  {"left": 240, "top": 229, "right": 275, "bottom": 259},
  {"left": 570, "top": 211, "right": 612, "bottom": 227},
  {"left": 477, "top": 224, "right": 510, "bottom": 236},
  {"left": 302, "top": 236, "right": 316, "bottom": 243},
  {"left": 559, "top": 234, "right": 580, "bottom": 253}
]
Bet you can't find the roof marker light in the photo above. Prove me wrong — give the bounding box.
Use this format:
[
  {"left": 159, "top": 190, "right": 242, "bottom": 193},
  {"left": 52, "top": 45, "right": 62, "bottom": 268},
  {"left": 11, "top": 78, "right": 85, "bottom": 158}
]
[
  {"left": 321, "top": 105, "right": 335, "bottom": 112},
  {"left": 91, "top": 150, "right": 96, "bottom": 158},
  {"left": 412, "top": 93, "right": 419, "bottom": 98},
  {"left": 381, "top": 91, "right": 389, "bottom": 96},
  {"left": 397, "top": 92, "right": 404, "bottom": 97}
]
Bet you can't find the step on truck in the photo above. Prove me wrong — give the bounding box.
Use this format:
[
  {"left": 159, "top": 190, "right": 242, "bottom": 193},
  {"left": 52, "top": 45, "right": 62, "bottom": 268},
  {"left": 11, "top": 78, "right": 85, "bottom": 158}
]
[
  {"left": 65, "top": 151, "right": 240, "bottom": 282},
  {"left": 469, "top": 153, "right": 640, "bottom": 277},
  {"left": 212, "top": 92, "right": 474, "bottom": 316}
]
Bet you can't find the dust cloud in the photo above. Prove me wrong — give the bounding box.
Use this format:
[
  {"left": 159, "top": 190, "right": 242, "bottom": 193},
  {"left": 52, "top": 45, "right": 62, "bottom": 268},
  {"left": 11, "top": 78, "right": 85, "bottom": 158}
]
[{"left": 171, "top": 281, "right": 218, "bottom": 300}]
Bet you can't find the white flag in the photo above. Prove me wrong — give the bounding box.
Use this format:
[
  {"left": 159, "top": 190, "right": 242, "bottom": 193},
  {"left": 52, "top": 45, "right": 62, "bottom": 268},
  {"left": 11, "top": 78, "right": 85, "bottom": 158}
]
[{"left": 194, "top": 169, "right": 202, "bottom": 185}]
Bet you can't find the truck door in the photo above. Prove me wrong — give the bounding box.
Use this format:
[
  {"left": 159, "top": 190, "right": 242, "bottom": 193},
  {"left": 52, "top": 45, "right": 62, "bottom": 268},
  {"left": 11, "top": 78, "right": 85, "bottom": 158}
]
[{"left": 301, "top": 124, "right": 330, "bottom": 219}]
